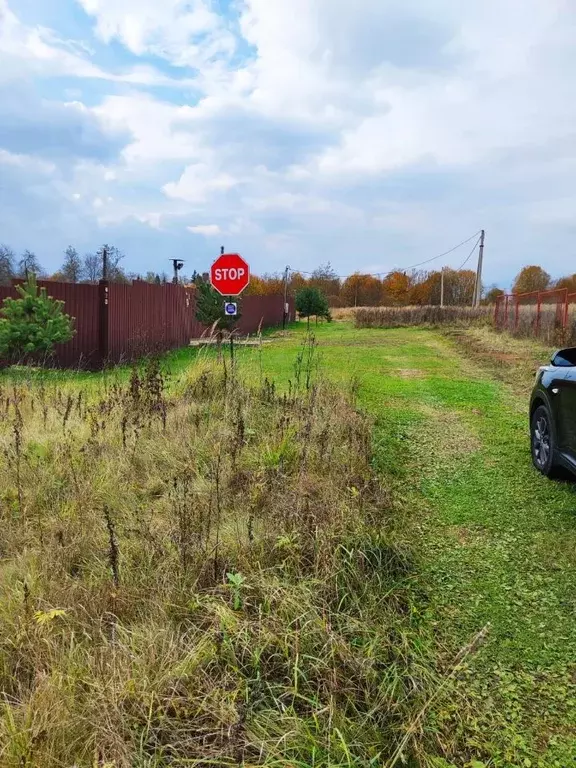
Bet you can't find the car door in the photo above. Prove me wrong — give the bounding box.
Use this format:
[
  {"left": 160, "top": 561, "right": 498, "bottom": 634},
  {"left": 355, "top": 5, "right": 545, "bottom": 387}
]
[{"left": 559, "top": 366, "right": 576, "bottom": 460}]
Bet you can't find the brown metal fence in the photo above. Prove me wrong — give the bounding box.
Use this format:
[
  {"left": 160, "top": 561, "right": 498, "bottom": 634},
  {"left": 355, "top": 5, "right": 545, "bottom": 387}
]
[
  {"left": 107, "top": 282, "right": 202, "bottom": 362},
  {"left": 494, "top": 288, "right": 576, "bottom": 344},
  {"left": 0, "top": 280, "right": 101, "bottom": 368},
  {"left": 0, "top": 279, "right": 293, "bottom": 369}
]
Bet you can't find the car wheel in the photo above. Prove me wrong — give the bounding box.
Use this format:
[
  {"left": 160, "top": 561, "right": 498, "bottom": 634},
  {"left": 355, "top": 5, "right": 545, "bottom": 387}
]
[{"left": 531, "top": 405, "right": 557, "bottom": 477}]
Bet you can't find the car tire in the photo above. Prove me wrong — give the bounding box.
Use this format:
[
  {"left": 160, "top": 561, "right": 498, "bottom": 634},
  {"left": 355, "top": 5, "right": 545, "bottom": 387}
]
[{"left": 531, "top": 405, "right": 558, "bottom": 477}]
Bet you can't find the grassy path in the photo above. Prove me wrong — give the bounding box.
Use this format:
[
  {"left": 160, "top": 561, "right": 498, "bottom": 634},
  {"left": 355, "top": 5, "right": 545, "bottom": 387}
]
[
  {"left": 3, "top": 322, "right": 576, "bottom": 765},
  {"left": 257, "top": 323, "right": 576, "bottom": 767}
]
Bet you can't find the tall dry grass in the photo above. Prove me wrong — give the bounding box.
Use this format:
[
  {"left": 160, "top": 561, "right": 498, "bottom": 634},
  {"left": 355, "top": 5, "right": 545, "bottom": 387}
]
[
  {"left": 0, "top": 339, "right": 437, "bottom": 766},
  {"left": 501, "top": 304, "right": 576, "bottom": 346},
  {"left": 354, "top": 305, "right": 491, "bottom": 329}
]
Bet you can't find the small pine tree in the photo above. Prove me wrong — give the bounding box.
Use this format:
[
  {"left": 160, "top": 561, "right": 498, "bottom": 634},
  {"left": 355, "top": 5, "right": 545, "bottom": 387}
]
[
  {"left": 194, "top": 279, "right": 240, "bottom": 332},
  {"left": 295, "top": 286, "right": 331, "bottom": 325},
  {"left": 0, "top": 274, "right": 75, "bottom": 361}
]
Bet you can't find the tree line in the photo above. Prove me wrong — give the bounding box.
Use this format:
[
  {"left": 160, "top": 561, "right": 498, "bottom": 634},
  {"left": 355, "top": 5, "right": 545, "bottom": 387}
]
[
  {"left": 247, "top": 263, "right": 576, "bottom": 306},
  {"left": 0, "top": 244, "right": 194, "bottom": 286},
  {"left": 246, "top": 264, "right": 482, "bottom": 306},
  {"left": 244, "top": 264, "right": 481, "bottom": 306},
  {"left": 2, "top": 243, "right": 574, "bottom": 305}
]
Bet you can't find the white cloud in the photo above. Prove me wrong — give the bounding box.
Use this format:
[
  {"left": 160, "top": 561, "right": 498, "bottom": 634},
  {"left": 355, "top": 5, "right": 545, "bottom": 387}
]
[
  {"left": 187, "top": 224, "right": 221, "bottom": 236},
  {"left": 163, "top": 163, "right": 238, "bottom": 203},
  {"left": 94, "top": 94, "right": 200, "bottom": 165},
  {"left": 0, "top": 148, "right": 55, "bottom": 174},
  {"left": 76, "top": 0, "right": 235, "bottom": 66},
  {"left": 2, "top": 0, "right": 576, "bottom": 284},
  {"left": 0, "top": 0, "right": 198, "bottom": 87}
]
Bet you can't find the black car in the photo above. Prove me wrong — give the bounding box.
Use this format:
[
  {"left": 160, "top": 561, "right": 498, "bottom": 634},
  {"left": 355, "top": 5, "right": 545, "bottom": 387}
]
[{"left": 530, "top": 347, "right": 576, "bottom": 477}]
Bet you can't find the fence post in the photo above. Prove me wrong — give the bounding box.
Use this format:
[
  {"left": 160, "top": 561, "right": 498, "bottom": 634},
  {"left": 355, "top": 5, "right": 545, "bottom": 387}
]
[
  {"left": 494, "top": 297, "right": 500, "bottom": 328},
  {"left": 563, "top": 288, "right": 570, "bottom": 332},
  {"left": 504, "top": 294, "right": 509, "bottom": 329},
  {"left": 514, "top": 296, "right": 520, "bottom": 331},
  {"left": 535, "top": 292, "right": 542, "bottom": 337},
  {"left": 98, "top": 280, "right": 109, "bottom": 366}
]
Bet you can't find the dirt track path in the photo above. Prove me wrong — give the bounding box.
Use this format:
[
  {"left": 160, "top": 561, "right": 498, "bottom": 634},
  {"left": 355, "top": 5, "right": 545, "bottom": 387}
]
[{"left": 262, "top": 323, "right": 576, "bottom": 766}]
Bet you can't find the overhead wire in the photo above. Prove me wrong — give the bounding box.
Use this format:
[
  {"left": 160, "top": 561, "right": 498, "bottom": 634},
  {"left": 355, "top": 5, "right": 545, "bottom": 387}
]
[
  {"left": 288, "top": 230, "right": 482, "bottom": 280},
  {"left": 455, "top": 234, "right": 482, "bottom": 272}
]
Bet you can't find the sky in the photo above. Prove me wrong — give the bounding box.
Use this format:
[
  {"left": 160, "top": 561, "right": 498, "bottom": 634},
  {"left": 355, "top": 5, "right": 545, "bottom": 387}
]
[{"left": 1, "top": 0, "right": 575, "bottom": 288}]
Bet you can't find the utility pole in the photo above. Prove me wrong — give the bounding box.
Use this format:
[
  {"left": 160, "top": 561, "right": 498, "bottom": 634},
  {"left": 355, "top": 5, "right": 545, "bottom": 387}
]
[
  {"left": 102, "top": 246, "right": 108, "bottom": 281},
  {"left": 440, "top": 267, "right": 445, "bottom": 308},
  {"left": 282, "top": 265, "right": 290, "bottom": 330},
  {"left": 474, "top": 229, "right": 485, "bottom": 307}
]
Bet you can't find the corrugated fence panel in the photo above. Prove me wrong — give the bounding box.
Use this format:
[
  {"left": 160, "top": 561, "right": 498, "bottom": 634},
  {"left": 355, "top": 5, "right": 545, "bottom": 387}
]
[
  {"left": 108, "top": 282, "right": 198, "bottom": 362},
  {"left": 237, "top": 294, "right": 290, "bottom": 334},
  {"left": 0, "top": 281, "right": 100, "bottom": 368},
  {"left": 0, "top": 281, "right": 293, "bottom": 368}
]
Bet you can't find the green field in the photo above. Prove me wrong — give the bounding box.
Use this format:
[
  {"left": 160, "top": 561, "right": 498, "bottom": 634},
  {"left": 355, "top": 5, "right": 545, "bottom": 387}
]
[
  {"left": 2, "top": 321, "right": 576, "bottom": 767},
  {"left": 247, "top": 323, "right": 576, "bottom": 766}
]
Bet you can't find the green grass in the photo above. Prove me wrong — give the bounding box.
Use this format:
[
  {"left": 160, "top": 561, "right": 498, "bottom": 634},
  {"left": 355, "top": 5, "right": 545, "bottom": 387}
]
[
  {"left": 2, "top": 321, "right": 576, "bottom": 766},
  {"left": 249, "top": 322, "right": 576, "bottom": 766}
]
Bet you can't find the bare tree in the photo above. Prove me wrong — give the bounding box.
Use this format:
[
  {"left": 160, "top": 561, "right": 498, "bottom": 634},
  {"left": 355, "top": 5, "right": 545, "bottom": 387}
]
[
  {"left": 0, "top": 244, "right": 15, "bottom": 285},
  {"left": 61, "top": 246, "right": 82, "bottom": 283},
  {"left": 18, "top": 250, "right": 43, "bottom": 278},
  {"left": 83, "top": 253, "right": 101, "bottom": 283},
  {"left": 97, "top": 244, "right": 127, "bottom": 282}
]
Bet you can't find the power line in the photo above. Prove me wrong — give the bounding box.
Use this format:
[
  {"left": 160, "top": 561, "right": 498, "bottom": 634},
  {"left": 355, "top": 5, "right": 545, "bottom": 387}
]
[
  {"left": 456, "top": 234, "right": 482, "bottom": 272},
  {"left": 400, "top": 231, "right": 481, "bottom": 273},
  {"left": 288, "top": 230, "right": 482, "bottom": 280}
]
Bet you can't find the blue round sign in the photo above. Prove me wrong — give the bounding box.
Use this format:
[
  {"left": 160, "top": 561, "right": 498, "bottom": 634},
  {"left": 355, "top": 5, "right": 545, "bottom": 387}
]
[{"left": 225, "top": 302, "right": 237, "bottom": 316}]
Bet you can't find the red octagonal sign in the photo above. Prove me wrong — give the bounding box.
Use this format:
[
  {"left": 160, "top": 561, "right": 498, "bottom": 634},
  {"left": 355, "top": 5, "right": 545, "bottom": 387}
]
[{"left": 210, "top": 253, "right": 250, "bottom": 296}]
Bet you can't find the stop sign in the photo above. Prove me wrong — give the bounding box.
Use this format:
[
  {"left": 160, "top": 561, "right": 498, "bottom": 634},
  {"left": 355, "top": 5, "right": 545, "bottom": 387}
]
[{"left": 210, "top": 253, "right": 250, "bottom": 296}]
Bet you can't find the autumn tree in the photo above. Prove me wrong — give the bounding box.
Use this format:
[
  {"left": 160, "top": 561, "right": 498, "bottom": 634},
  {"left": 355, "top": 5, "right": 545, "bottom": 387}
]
[
  {"left": 244, "top": 274, "right": 284, "bottom": 296},
  {"left": 512, "top": 266, "right": 551, "bottom": 294},
  {"left": 408, "top": 271, "right": 438, "bottom": 305},
  {"left": 556, "top": 274, "right": 576, "bottom": 293},
  {"left": 341, "top": 274, "right": 364, "bottom": 307},
  {"left": 341, "top": 274, "right": 383, "bottom": 306},
  {"left": 445, "top": 269, "right": 476, "bottom": 305},
  {"left": 382, "top": 271, "right": 411, "bottom": 305},
  {"left": 244, "top": 276, "right": 267, "bottom": 296},
  {"left": 484, "top": 285, "right": 505, "bottom": 304},
  {"left": 309, "top": 263, "right": 340, "bottom": 302},
  {"left": 289, "top": 272, "right": 307, "bottom": 292}
]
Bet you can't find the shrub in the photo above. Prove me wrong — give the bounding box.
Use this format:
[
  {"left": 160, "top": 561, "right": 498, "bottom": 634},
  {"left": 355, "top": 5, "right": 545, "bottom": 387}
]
[
  {"left": 354, "top": 305, "right": 491, "bottom": 329},
  {"left": 0, "top": 274, "right": 75, "bottom": 361}
]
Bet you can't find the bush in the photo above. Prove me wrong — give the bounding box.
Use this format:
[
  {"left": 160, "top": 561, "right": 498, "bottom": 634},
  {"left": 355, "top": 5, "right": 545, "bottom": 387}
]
[
  {"left": 354, "top": 305, "right": 491, "bottom": 329},
  {"left": 0, "top": 274, "right": 75, "bottom": 361}
]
